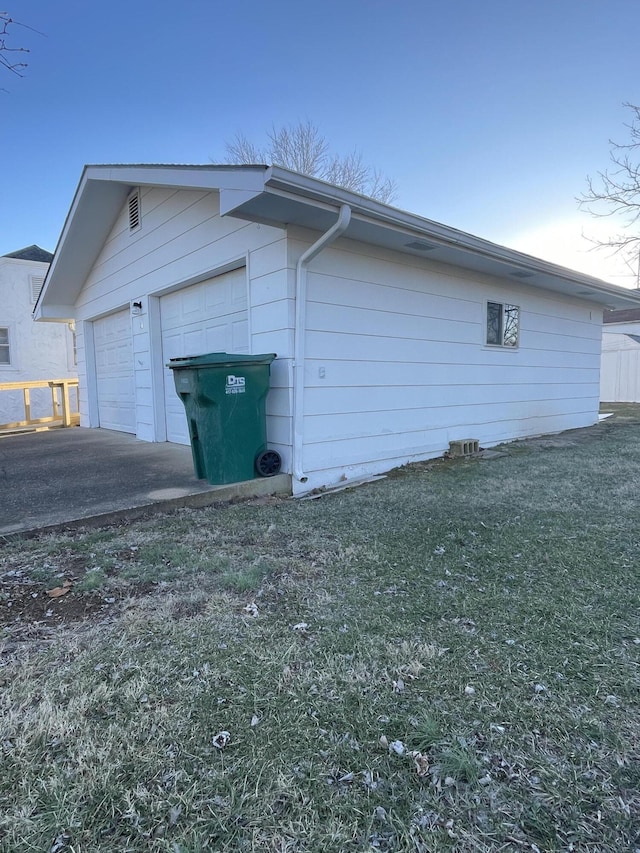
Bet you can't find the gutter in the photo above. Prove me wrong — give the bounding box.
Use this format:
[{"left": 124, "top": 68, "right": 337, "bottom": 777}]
[
  {"left": 292, "top": 204, "right": 351, "bottom": 484},
  {"left": 265, "top": 166, "right": 640, "bottom": 307}
]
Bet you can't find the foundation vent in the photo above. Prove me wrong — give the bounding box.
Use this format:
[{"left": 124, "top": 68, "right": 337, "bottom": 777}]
[{"left": 449, "top": 439, "right": 479, "bottom": 458}]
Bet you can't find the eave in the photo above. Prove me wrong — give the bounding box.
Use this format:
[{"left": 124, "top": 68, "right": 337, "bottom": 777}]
[
  {"left": 36, "top": 163, "right": 640, "bottom": 321},
  {"left": 247, "top": 167, "right": 640, "bottom": 310},
  {"left": 35, "top": 164, "right": 268, "bottom": 321}
]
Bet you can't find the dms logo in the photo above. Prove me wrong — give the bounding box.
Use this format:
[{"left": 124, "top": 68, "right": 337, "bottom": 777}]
[{"left": 225, "top": 374, "right": 246, "bottom": 395}]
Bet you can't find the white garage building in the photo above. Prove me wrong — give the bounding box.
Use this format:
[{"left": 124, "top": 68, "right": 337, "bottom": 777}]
[{"left": 37, "top": 164, "right": 640, "bottom": 494}]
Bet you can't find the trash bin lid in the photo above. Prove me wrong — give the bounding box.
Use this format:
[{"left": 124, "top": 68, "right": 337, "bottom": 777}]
[{"left": 167, "top": 352, "right": 277, "bottom": 369}]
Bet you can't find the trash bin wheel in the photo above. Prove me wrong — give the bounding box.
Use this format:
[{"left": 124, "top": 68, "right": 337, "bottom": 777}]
[{"left": 255, "top": 449, "right": 282, "bottom": 477}]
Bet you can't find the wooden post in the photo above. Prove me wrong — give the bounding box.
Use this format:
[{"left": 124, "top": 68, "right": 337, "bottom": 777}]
[
  {"left": 0, "top": 378, "right": 80, "bottom": 433},
  {"left": 23, "top": 388, "right": 31, "bottom": 424},
  {"left": 61, "top": 380, "right": 72, "bottom": 428},
  {"left": 51, "top": 385, "right": 60, "bottom": 418}
]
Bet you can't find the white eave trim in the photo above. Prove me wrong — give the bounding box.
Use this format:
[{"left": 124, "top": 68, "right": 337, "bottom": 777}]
[
  {"left": 83, "top": 164, "right": 269, "bottom": 193},
  {"left": 37, "top": 163, "right": 640, "bottom": 319},
  {"left": 263, "top": 166, "right": 640, "bottom": 307},
  {"left": 34, "top": 303, "right": 75, "bottom": 323}
]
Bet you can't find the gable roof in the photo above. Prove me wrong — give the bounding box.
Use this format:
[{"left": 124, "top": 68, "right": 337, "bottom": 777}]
[
  {"left": 3, "top": 244, "right": 53, "bottom": 263},
  {"left": 37, "top": 163, "right": 640, "bottom": 320}
]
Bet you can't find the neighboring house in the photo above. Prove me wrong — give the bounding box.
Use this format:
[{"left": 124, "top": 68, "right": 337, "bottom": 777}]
[
  {"left": 0, "top": 246, "right": 76, "bottom": 424},
  {"left": 36, "top": 164, "right": 640, "bottom": 495},
  {"left": 601, "top": 306, "right": 640, "bottom": 402}
]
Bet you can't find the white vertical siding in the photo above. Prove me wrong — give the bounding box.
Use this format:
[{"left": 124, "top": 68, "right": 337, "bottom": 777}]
[
  {"left": 288, "top": 229, "right": 602, "bottom": 493},
  {"left": 601, "top": 331, "right": 640, "bottom": 402}
]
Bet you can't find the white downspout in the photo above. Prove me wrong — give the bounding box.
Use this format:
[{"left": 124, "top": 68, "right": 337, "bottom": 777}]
[{"left": 293, "top": 204, "right": 351, "bottom": 485}]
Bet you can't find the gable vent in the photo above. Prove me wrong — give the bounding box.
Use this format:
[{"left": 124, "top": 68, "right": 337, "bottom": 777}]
[
  {"left": 128, "top": 189, "right": 140, "bottom": 232},
  {"left": 31, "top": 275, "right": 45, "bottom": 303},
  {"left": 405, "top": 240, "right": 437, "bottom": 252},
  {"left": 510, "top": 269, "right": 535, "bottom": 279}
]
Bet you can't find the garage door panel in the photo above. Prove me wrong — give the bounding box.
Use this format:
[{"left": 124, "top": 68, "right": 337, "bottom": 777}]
[
  {"left": 181, "top": 289, "right": 204, "bottom": 318},
  {"left": 94, "top": 309, "right": 136, "bottom": 434},
  {"left": 204, "top": 323, "right": 227, "bottom": 352},
  {"left": 183, "top": 328, "right": 206, "bottom": 355},
  {"left": 231, "top": 319, "right": 248, "bottom": 351},
  {"left": 160, "top": 292, "right": 182, "bottom": 324},
  {"left": 161, "top": 269, "right": 249, "bottom": 445},
  {"left": 165, "top": 408, "right": 188, "bottom": 442},
  {"left": 204, "top": 284, "right": 226, "bottom": 310},
  {"left": 162, "top": 329, "right": 184, "bottom": 359}
]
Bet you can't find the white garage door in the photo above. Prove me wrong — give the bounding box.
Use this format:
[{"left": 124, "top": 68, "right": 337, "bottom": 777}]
[
  {"left": 93, "top": 309, "right": 136, "bottom": 433},
  {"left": 161, "top": 268, "right": 249, "bottom": 444}
]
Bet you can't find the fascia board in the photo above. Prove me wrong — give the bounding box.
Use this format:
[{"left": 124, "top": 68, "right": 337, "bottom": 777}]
[
  {"left": 37, "top": 175, "right": 127, "bottom": 319},
  {"left": 36, "top": 165, "right": 270, "bottom": 317},
  {"left": 0, "top": 257, "right": 50, "bottom": 270},
  {"left": 264, "top": 167, "right": 640, "bottom": 306},
  {"left": 34, "top": 303, "right": 74, "bottom": 322},
  {"left": 87, "top": 166, "right": 270, "bottom": 215},
  {"left": 83, "top": 164, "right": 268, "bottom": 193},
  {"left": 34, "top": 168, "right": 92, "bottom": 317},
  {"left": 219, "top": 187, "right": 265, "bottom": 216}
]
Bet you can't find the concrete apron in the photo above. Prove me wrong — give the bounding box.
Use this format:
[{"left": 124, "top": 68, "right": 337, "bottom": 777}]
[{"left": 0, "top": 428, "right": 291, "bottom": 538}]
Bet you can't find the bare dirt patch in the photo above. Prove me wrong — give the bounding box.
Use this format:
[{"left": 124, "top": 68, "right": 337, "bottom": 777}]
[{"left": 0, "top": 567, "right": 121, "bottom": 650}]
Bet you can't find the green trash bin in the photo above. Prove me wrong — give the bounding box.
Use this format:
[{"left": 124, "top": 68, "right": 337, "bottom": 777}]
[{"left": 167, "top": 352, "right": 281, "bottom": 485}]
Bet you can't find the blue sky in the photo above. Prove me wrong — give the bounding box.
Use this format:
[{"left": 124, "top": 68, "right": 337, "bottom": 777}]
[{"left": 3, "top": 0, "right": 640, "bottom": 284}]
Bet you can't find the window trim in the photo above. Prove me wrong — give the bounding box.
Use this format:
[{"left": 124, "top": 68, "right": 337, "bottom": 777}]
[
  {"left": 0, "top": 324, "right": 13, "bottom": 367},
  {"left": 484, "top": 300, "right": 520, "bottom": 349}
]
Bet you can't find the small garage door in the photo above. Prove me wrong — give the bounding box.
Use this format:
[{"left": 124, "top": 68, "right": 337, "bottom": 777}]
[
  {"left": 161, "top": 268, "right": 249, "bottom": 444},
  {"left": 93, "top": 309, "right": 136, "bottom": 433}
]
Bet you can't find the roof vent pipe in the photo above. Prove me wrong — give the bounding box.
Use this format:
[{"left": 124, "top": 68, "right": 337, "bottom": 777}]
[{"left": 292, "top": 204, "right": 351, "bottom": 485}]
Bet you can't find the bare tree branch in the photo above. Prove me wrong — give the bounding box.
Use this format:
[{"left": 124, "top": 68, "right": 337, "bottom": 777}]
[
  {"left": 267, "top": 121, "right": 328, "bottom": 176},
  {"left": 225, "top": 132, "right": 266, "bottom": 165},
  {"left": 0, "top": 13, "right": 29, "bottom": 76},
  {"left": 368, "top": 169, "right": 398, "bottom": 206},
  {"left": 580, "top": 103, "right": 640, "bottom": 269},
  {"left": 324, "top": 149, "right": 369, "bottom": 191},
  {"left": 223, "top": 121, "right": 397, "bottom": 204}
]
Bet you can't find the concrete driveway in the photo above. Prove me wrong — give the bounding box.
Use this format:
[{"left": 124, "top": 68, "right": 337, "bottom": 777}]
[{"left": 0, "top": 428, "right": 290, "bottom": 537}]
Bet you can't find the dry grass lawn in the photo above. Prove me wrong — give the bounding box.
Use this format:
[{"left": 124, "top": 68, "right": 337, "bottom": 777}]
[{"left": 1, "top": 406, "right": 639, "bottom": 852}]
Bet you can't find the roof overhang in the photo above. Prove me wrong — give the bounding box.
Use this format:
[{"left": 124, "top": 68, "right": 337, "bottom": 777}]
[
  {"left": 36, "top": 163, "right": 640, "bottom": 321},
  {"left": 35, "top": 165, "right": 269, "bottom": 321}
]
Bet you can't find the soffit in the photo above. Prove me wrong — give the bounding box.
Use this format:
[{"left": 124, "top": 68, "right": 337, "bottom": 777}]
[
  {"left": 37, "top": 164, "right": 640, "bottom": 318},
  {"left": 231, "top": 181, "right": 640, "bottom": 310}
]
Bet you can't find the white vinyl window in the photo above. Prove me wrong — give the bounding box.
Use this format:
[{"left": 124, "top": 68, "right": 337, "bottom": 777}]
[
  {"left": 486, "top": 302, "right": 519, "bottom": 348},
  {"left": 0, "top": 327, "right": 10, "bottom": 364}
]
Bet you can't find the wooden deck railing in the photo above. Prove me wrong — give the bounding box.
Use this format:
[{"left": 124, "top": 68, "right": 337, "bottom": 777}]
[{"left": 0, "top": 378, "right": 80, "bottom": 433}]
